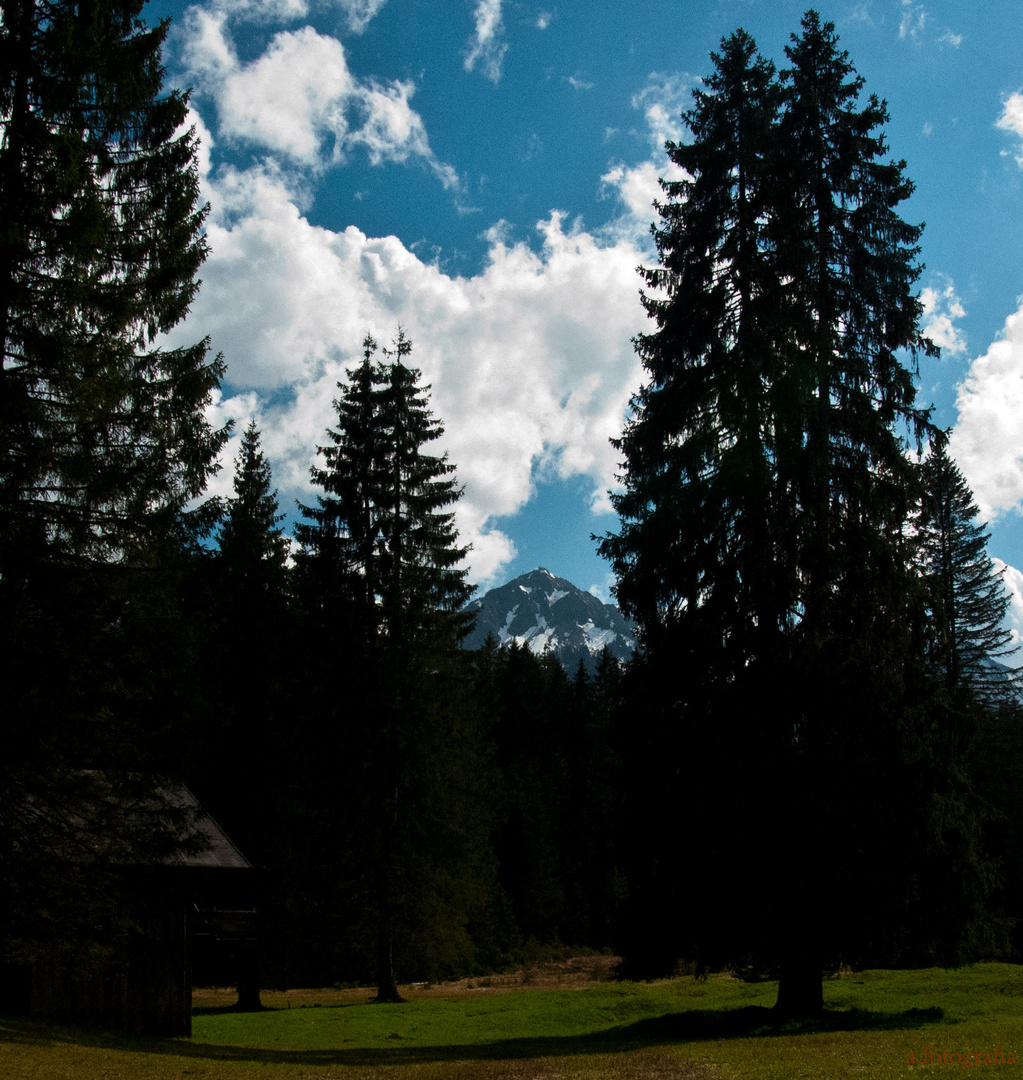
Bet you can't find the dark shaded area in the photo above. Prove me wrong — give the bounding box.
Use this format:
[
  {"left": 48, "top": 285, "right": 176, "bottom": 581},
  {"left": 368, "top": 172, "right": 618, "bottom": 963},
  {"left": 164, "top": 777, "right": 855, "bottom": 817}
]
[
  {"left": 3, "top": 790, "right": 257, "bottom": 1037},
  {"left": 0, "top": 1002, "right": 949, "bottom": 1070},
  {"left": 6, "top": 0, "right": 1023, "bottom": 1035}
]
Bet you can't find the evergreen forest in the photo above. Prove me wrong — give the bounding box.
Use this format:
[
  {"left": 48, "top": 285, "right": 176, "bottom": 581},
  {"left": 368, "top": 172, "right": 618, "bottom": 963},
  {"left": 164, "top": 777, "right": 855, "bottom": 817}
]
[{"left": 3, "top": 1, "right": 1023, "bottom": 1021}]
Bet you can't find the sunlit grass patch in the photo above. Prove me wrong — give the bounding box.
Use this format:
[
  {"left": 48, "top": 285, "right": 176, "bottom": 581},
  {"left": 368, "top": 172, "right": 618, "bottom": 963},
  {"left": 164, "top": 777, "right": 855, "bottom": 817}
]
[{"left": 4, "top": 963, "right": 1023, "bottom": 1079}]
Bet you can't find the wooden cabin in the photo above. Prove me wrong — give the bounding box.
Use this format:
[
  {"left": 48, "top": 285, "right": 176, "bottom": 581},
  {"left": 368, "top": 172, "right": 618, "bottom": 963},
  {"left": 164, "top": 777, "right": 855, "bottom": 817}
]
[{"left": 9, "top": 784, "right": 256, "bottom": 1037}]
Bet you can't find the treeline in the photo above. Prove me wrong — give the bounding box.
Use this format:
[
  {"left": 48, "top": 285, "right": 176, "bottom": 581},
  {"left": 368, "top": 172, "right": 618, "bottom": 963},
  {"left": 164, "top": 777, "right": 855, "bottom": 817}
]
[{"left": 181, "top": 398, "right": 631, "bottom": 991}]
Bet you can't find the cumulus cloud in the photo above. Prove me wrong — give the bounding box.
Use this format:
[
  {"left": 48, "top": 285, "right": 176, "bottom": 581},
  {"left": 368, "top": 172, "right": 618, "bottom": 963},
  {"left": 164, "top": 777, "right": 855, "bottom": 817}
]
[
  {"left": 165, "top": 167, "right": 647, "bottom": 586},
  {"left": 335, "top": 0, "right": 389, "bottom": 33},
  {"left": 921, "top": 276, "right": 967, "bottom": 356},
  {"left": 949, "top": 302, "right": 1023, "bottom": 522},
  {"left": 218, "top": 26, "right": 353, "bottom": 165},
  {"left": 350, "top": 79, "right": 461, "bottom": 188},
  {"left": 536, "top": 10, "right": 552, "bottom": 30},
  {"left": 993, "top": 558, "right": 1023, "bottom": 650},
  {"left": 208, "top": 0, "right": 311, "bottom": 21},
  {"left": 631, "top": 74, "right": 690, "bottom": 151},
  {"left": 998, "top": 91, "right": 1023, "bottom": 166},
  {"left": 464, "top": 0, "right": 508, "bottom": 83},
  {"left": 599, "top": 74, "right": 692, "bottom": 240},
  {"left": 180, "top": 7, "right": 457, "bottom": 183},
  {"left": 187, "top": 0, "right": 386, "bottom": 33},
  {"left": 1000, "top": 91, "right": 1023, "bottom": 136},
  {"left": 601, "top": 161, "right": 663, "bottom": 218}
]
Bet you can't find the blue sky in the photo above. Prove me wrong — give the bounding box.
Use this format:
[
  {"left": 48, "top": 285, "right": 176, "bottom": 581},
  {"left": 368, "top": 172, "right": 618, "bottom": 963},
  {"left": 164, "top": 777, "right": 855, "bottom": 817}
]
[{"left": 151, "top": 0, "right": 1023, "bottom": 624}]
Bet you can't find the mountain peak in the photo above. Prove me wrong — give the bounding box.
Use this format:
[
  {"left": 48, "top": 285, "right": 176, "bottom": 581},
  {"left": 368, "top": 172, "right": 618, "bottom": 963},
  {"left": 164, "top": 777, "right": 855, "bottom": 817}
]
[{"left": 463, "top": 569, "right": 636, "bottom": 672}]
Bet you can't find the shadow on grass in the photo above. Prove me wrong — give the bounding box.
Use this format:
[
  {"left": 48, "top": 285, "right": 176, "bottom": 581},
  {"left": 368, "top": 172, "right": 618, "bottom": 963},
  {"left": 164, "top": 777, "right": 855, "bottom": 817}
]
[
  {"left": 622, "top": 1004, "right": 945, "bottom": 1042},
  {"left": 0, "top": 1004, "right": 946, "bottom": 1068}
]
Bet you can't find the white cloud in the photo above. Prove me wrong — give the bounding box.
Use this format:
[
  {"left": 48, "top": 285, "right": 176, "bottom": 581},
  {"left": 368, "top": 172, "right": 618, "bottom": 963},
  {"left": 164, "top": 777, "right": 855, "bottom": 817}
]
[
  {"left": 601, "top": 162, "right": 661, "bottom": 218},
  {"left": 166, "top": 169, "right": 647, "bottom": 587},
  {"left": 849, "top": 2, "right": 874, "bottom": 24},
  {"left": 219, "top": 26, "right": 354, "bottom": 166},
  {"left": 588, "top": 573, "right": 617, "bottom": 605},
  {"left": 949, "top": 301, "right": 1023, "bottom": 522},
  {"left": 180, "top": 10, "right": 458, "bottom": 184},
  {"left": 897, "top": 1, "right": 961, "bottom": 49},
  {"left": 632, "top": 74, "right": 690, "bottom": 151},
  {"left": 186, "top": 0, "right": 386, "bottom": 33},
  {"left": 350, "top": 79, "right": 461, "bottom": 188},
  {"left": 920, "top": 276, "right": 967, "bottom": 356},
  {"left": 599, "top": 159, "right": 686, "bottom": 236},
  {"left": 599, "top": 74, "right": 692, "bottom": 239},
  {"left": 210, "top": 0, "right": 311, "bottom": 21},
  {"left": 992, "top": 558, "right": 1023, "bottom": 649},
  {"left": 536, "top": 10, "right": 552, "bottom": 30},
  {"left": 998, "top": 91, "right": 1023, "bottom": 166},
  {"left": 179, "top": 8, "right": 236, "bottom": 83},
  {"left": 566, "top": 74, "right": 594, "bottom": 91},
  {"left": 1000, "top": 91, "right": 1023, "bottom": 136},
  {"left": 464, "top": 0, "right": 507, "bottom": 83},
  {"left": 336, "top": 0, "right": 389, "bottom": 33},
  {"left": 899, "top": 0, "right": 926, "bottom": 41}
]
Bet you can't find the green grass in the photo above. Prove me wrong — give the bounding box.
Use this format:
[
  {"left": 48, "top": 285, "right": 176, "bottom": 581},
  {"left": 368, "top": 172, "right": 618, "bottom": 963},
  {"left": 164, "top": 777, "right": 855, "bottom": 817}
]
[{"left": 3, "top": 964, "right": 1023, "bottom": 1079}]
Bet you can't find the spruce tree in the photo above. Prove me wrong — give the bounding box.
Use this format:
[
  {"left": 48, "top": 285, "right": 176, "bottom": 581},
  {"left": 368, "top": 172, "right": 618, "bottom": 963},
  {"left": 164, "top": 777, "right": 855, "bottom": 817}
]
[
  {"left": 772, "top": 12, "right": 937, "bottom": 1014},
  {"left": 601, "top": 13, "right": 957, "bottom": 1014},
  {"left": 0, "top": 0, "right": 221, "bottom": 567},
  {"left": 374, "top": 330, "right": 475, "bottom": 654},
  {"left": 199, "top": 421, "right": 290, "bottom": 857},
  {"left": 296, "top": 330, "right": 478, "bottom": 1000},
  {"left": 598, "top": 37, "right": 794, "bottom": 980},
  {"left": 219, "top": 420, "right": 289, "bottom": 597},
  {"left": 0, "top": 0, "right": 225, "bottom": 966},
  {"left": 918, "top": 440, "right": 1018, "bottom": 704},
  {"left": 295, "top": 334, "right": 385, "bottom": 652},
  {"left": 603, "top": 29, "right": 788, "bottom": 673}
]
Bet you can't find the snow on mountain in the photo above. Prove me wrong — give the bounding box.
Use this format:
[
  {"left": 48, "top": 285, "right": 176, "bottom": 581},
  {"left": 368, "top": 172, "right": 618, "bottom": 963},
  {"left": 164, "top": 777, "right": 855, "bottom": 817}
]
[{"left": 463, "top": 567, "right": 637, "bottom": 672}]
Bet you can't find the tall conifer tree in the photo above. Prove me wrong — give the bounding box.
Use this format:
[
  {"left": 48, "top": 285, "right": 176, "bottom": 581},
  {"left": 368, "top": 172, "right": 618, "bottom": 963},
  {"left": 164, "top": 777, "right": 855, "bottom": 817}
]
[
  {"left": 219, "top": 420, "right": 289, "bottom": 597},
  {"left": 601, "top": 24, "right": 797, "bottom": 991},
  {"left": 771, "top": 12, "right": 937, "bottom": 1014},
  {"left": 0, "top": 0, "right": 221, "bottom": 566},
  {"left": 0, "top": 0, "right": 225, "bottom": 964},
  {"left": 603, "top": 30, "right": 787, "bottom": 674},
  {"left": 917, "top": 440, "right": 1017, "bottom": 704},
  {"left": 601, "top": 13, "right": 964, "bottom": 1014},
  {"left": 296, "top": 330, "right": 478, "bottom": 1000},
  {"left": 201, "top": 421, "right": 289, "bottom": 855}
]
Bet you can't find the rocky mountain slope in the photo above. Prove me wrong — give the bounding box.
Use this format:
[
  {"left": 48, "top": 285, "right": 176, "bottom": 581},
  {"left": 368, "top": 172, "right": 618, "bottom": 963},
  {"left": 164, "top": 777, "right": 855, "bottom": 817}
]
[{"left": 462, "top": 567, "right": 636, "bottom": 672}]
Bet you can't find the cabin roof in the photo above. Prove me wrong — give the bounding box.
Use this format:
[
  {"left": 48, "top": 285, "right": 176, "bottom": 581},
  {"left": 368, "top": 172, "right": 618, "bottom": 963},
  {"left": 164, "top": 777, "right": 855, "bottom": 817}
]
[{"left": 161, "top": 785, "right": 251, "bottom": 870}]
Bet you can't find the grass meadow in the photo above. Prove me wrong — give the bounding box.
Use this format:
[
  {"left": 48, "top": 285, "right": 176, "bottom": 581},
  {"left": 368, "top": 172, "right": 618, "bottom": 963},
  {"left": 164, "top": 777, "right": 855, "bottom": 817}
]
[{"left": 2, "top": 962, "right": 1022, "bottom": 1079}]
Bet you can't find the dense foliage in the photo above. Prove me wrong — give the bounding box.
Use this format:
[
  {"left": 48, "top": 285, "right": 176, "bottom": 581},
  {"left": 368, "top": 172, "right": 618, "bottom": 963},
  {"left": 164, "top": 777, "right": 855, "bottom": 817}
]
[
  {"left": 0, "top": 0, "right": 225, "bottom": 969},
  {"left": 600, "top": 11, "right": 1014, "bottom": 1014}
]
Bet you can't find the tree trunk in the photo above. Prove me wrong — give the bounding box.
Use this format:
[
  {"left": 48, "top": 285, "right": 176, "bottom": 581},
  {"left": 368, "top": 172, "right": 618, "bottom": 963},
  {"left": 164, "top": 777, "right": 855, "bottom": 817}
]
[
  {"left": 773, "top": 947, "right": 823, "bottom": 1018},
  {"left": 373, "top": 925, "right": 404, "bottom": 1003},
  {"left": 232, "top": 941, "right": 263, "bottom": 1011}
]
